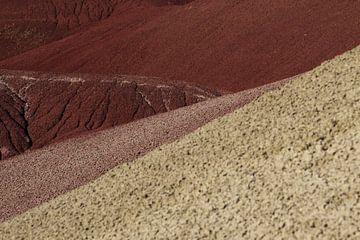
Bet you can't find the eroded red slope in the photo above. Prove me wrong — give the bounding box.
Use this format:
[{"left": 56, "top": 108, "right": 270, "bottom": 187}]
[
  {"left": 1, "top": 0, "right": 360, "bottom": 91},
  {"left": 0, "top": 0, "right": 118, "bottom": 60},
  {"left": 0, "top": 78, "right": 287, "bottom": 222},
  {"left": 0, "top": 69, "right": 219, "bottom": 160},
  {"left": 0, "top": 84, "right": 31, "bottom": 159}
]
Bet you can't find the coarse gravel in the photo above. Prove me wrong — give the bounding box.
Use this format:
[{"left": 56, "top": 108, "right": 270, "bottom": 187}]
[{"left": 1, "top": 46, "right": 360, "bottom": 239}]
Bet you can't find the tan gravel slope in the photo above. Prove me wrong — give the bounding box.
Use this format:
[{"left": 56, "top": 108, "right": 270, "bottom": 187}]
[
  {"left": 0, "top": 79, "right": 286, "bottom": 222},
  {"left": 1, "top": 46, "right": 360, "bottom": 239}
]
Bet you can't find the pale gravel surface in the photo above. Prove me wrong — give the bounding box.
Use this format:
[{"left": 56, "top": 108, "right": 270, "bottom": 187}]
[
  {"left": 0, "top": 79, "right": 286, "bottom": 222},
  {"left": 1, "top": 45, "right": 360, "bottom": 239}
]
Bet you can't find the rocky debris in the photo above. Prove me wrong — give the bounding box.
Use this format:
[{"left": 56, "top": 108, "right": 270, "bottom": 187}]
[{"left": 0, "top": 70, "right": 220, "bottom": 160}]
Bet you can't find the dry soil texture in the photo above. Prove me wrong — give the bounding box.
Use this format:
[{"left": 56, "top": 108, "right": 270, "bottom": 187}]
[
  {"left": 0, "top": 0, "right": 119, "bottom": 60},
  {"left": 0, "top": 83, "right": 30, "bottom": 160},
  {"left": 1, "top": 45, "right": 360, "bottom": 239},
  {"left": 0, "top": 69, "right": 219, "bottom": 160},
  {"left": 1, "top": 0, "right": 360, "bottom": 91},
  {"left": 0, "top": 79, "right": 286, "bottom": 222}
]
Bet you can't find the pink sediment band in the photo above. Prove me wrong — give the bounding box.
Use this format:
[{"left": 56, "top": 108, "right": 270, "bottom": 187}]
[{"left": 0, "top": 78, "right": 288, "bottom": 222}]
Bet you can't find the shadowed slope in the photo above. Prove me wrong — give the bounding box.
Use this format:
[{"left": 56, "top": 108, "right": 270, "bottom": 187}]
[
  {"left": 1, "top": 45, "right": 359, "bottom": 239},
  {"left": 0, "top": 70, "right": 219, "bottom": 160},
  {"left": 1, "top": 0, "right": 360, "bottom": 91},
  {"left": 0, "top": 84, "right": 30, "bottom": 159}
]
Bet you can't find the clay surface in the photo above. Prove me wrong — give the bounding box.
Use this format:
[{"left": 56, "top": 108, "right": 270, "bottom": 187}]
[
  {"left": 0, "top": 78, "right": 287, "bottom": 222},
  {"left": 1, "top": 1, "right": 360, "bottom": 238},
  {"left": 1, "top": 0, "right": 360, "bottom": 91},
  {"left": 0, "top": 69, "right": 219, "bottom": 160},
  {"left": 0, "top": 84, "right": 31, "bottom": 160},
  {"left": 1, "top": 44, "right": 359, "bottom": 239},
  {"left": 0, "top": 0, "right": 118, "bottom": 60}
]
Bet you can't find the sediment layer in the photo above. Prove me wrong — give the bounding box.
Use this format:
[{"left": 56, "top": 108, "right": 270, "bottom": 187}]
[
  {"left": 1, "top": 0, "right": 360, "bottom": 91},
  {"left": 0, "top": 70, "right": 218, "bottom": 159},
  {"left": 0, "top": 79, "right": 286, "bottom": 222},
  {"left": 1, "top": 44, "right": 359, "bottom": 239}
]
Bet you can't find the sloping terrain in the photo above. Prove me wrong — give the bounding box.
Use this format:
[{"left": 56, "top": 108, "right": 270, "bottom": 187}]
[
  {"left": 0, "top": 70, "right": 219, "bottom": 160},
  {"left": 1, "top": 1, "right": 360, "bottom": 238},
  {"left": 1, "top": 45, "right": 360, "bottom": 239},
  {"left": 0, "top": 0, "right": 119, "bottom": 60},
  {"left": 0, "top": 84, "right": 30, "bottom": 160},
  {"left": 1, "top": 0, "right": 360, "bottom": 91},
  {"left": 0, "top": 79, "right": 287, "bottom": 222}
]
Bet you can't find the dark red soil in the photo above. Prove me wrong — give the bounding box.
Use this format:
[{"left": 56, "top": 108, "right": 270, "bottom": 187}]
[
  {"left": 0, "top": 78, "right": 288, "bottom": 222},
  {"left": 0, "top": 69, "right": 219, "bottom": 160},
  {"left": 1, "top": 0, "right": 360, "bottom": 91},
  {"left": 0, "top": 84, "right": 31, "bottom": 159},
  {"left": 0, "top": 0, "right": 117, "bottom": 60}
]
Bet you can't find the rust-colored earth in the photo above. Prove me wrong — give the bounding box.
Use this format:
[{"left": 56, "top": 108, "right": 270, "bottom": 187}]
[
  {"left": 0, "top": 69, "right": 219, "bottom": 160},
  {"left": 1, "top": 0, "right": 360, "bottom": 91},
  {"left": 1, "top": 1, "right": 360, "bottom": 234},
  {"left": 0, "top": 0, "right": 193, "bottom": 61},
  {"left": 0, "top": 0, "right": 118, "bottom": 60},
  {"left": 0, "top": 79, "right": 287, "bottom": 222}
]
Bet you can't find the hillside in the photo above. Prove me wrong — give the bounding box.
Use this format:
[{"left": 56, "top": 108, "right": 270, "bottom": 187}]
[
  {"left": 1, "top": 0, "right": 360, "bottom": 91},
  {"left": 1, "top": 41, "right": 360, "bottom": 240},
  {"left": 0, "top": 0, "right": 119, "bottom": 60},
  {"left": 0, "top": 69, "right": 218, "bottom": 160},
  {"left": 0, "top": 79, "right": 286, "bottom": 222}
]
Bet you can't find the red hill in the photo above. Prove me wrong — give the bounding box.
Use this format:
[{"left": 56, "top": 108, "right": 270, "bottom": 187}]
[{"left": 0, "top": 0, "right": 359, "bottom": 91}]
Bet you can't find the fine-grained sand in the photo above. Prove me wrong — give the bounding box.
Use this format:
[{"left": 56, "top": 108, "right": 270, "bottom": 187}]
[
  {"left": 0, "top": 79, "right": 286, "bottom": 222},
  {"left": 0, "top": 69, "right": 220, "bottom": 160},
  {"left": 1, "top": 46, "right": 360, "bottom": 239}
]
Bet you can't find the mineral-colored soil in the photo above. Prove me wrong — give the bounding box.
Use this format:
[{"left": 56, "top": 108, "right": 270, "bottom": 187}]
[
  {"left": 0, "top": 79, "right": 286, "bottom": 222},
  {"left": 1, "top": 0, "right": 360, "bottom": 91},
  {"left": 1, "top": 46, "right": 359, "bottom": 239},
  {"left": 0, "top": 83, "right": 30, "bottom": 160},
  {"left": 0, "top": 0, "right": 193, "bottom": 60},
  {"left": 0, "top": 0, "right": 118, "bottom": 60},
  {"left": 0, "top": 70, "right": 219, "bottom": 160}
]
